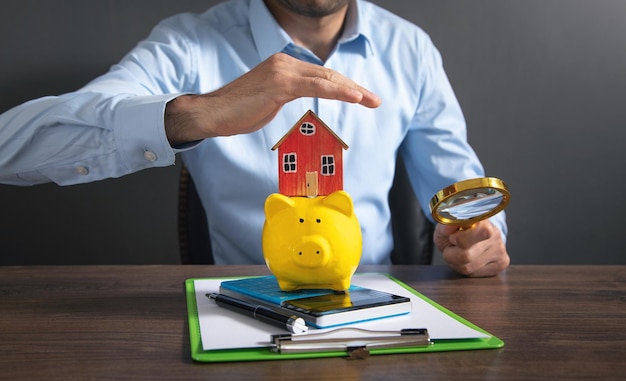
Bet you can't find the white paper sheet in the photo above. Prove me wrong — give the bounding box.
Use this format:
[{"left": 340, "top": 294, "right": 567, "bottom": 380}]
[{"left": 194, "top": 273, "right": 488, "bottom": 351}]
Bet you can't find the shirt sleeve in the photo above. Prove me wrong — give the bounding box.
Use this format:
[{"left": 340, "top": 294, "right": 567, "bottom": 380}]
[
  {"left": 399, "top": 34, "right": 508, "bottom": 240},
  {"left": 0, "top": 17, "right": 197, "bottom": 186}
]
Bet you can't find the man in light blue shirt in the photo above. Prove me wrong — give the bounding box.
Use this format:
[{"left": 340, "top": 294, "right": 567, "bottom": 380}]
[{"left": 0, "top": 0, "right": 509, "bottom": 276}]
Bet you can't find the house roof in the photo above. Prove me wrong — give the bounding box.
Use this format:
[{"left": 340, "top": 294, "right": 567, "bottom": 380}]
[{"left": 271, "top": 110, "right": 349, "bottom": 151}]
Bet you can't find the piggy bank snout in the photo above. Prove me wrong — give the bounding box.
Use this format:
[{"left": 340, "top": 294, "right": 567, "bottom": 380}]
[{"left": 292, "top": 235, "right": 331, "bottom": 268}]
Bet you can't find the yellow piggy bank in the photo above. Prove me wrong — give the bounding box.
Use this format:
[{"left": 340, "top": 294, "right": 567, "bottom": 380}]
[{"left": 262, "top": 190, "right": 362, "bottom": 291}]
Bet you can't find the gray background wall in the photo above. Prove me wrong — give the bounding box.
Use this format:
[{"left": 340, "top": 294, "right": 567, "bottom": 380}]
[{"left": 1, "top": 0, "right": 625, "bottom": 265}]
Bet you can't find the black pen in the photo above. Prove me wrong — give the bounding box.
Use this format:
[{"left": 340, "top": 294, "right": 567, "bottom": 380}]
[{"left": 206, "top": 293, "right": 308, "bottom": 334}]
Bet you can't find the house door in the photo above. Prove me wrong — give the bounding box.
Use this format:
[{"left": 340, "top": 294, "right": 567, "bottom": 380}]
[{"left": 306, "top": 171, "right": 318, "bottom": 197}]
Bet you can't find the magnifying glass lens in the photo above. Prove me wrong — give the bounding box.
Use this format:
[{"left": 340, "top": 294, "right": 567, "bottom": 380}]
[
  {"left": 429, "top": 177, "right": 510, "bottom": 227},
  {"left": 437, "top": 189, "right": 504, "bottom": 221}
]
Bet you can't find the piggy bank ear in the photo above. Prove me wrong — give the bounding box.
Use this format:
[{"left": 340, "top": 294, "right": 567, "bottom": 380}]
[
  {"left": 264, "top": 193, "right": 295, "bottom": 222},
  {"left": 322, "top": 190, "right": 355, "bottom": 217}
]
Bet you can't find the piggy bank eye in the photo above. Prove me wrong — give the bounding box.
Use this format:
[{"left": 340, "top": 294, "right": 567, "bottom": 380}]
[
  {"left": 316, "top": 219, "right": 321, "bottom": 223},
  {"left": 299, "top": 218, "right": 304, "bottom": 223}
]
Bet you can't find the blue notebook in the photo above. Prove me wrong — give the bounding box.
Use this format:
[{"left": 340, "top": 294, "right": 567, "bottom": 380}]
[{"left": 219, "top": 275, "right": 412, "bottom": 328}]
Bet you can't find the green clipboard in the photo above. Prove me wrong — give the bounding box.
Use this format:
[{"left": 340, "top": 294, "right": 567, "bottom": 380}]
[{"left": 185, "top": 275, "right": 503, "bottom": 362}]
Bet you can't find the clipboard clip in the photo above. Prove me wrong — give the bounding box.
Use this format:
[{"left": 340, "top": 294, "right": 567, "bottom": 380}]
[{"left": 271, "top": 327, "right": 431, "bottom": 358}]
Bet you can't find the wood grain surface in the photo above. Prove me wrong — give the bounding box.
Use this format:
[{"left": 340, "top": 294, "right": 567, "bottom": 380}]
[{"left": 1, "top": 265, "right": 624, "bottom": 380}]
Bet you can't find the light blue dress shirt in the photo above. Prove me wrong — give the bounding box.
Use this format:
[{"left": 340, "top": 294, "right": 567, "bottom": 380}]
[{"left": 0, "top": 0, "right": 506, "bottom": 264}]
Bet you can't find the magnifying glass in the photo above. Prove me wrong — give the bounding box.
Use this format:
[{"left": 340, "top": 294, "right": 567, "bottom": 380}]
[{"left": 429, "top": 177, "right": 510, "bottom": 229}]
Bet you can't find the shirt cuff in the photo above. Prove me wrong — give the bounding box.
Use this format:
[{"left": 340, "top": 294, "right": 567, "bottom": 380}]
[{"left": 113, "top": 94, "right": 182, "bottom": 171}]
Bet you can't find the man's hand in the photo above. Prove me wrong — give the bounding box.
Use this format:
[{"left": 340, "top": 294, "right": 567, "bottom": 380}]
[
  {"left": 164, "top": 53, "right": 381, "bottom": 145},
  {"left": 434, "top": 220, "right": 510, "bottom": 277}
]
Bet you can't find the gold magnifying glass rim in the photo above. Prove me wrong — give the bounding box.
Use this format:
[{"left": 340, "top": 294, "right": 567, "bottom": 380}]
[{"left": 429, "top": 177, "right": 510, "bottom": 226}]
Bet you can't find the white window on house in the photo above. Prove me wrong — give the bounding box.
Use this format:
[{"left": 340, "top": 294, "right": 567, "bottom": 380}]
[
  {"left": 283, "top": 153, "right": 297, "bottom": 173},
  {"left": 300, "top": 122, "right": 316, "bottom": 135},
  {"left": 321, "top": 155, "right": 335, "bottom": 176}
]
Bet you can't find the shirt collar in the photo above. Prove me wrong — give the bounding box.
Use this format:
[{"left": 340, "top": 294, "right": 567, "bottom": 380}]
[
  {"left": 338, "top": 0, "right": 373, "bottom": 56},
  {"left": 249, "top": 0, "right": 292, "bottom": 61},
  {"left": 249, "top": 0, "right": 374, "bottom": 62}
]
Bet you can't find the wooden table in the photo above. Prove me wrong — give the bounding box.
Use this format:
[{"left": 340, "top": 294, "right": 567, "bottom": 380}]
[{"left": 1, "top": 265, "right": 624, "bottom": 380}]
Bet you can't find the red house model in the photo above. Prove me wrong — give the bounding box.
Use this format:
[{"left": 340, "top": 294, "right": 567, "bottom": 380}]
[{"left": 272, "top": 110, "right": 348, "bottom": 197}]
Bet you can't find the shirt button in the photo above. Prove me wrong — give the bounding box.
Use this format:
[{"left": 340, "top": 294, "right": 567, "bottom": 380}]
[
  {"left": 76, "top": 166, "right": 89, "bottom": 176},
  {"left": 143, "top": 151, "right": 157, "bottom": 162}
]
